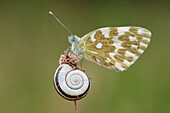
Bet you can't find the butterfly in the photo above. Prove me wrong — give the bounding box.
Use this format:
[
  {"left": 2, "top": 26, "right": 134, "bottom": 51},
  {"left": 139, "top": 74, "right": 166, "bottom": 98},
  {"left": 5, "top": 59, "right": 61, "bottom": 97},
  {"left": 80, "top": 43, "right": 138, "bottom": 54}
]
[{"left": 49, "top": 12, "right": 151, "bottom": 71}]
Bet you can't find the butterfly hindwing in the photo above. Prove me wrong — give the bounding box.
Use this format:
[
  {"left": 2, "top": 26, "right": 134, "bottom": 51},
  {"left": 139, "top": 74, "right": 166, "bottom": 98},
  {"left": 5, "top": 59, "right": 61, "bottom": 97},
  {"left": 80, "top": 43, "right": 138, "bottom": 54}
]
[{"left": 80, "top": 27, "right": 151, "bottom": 71}]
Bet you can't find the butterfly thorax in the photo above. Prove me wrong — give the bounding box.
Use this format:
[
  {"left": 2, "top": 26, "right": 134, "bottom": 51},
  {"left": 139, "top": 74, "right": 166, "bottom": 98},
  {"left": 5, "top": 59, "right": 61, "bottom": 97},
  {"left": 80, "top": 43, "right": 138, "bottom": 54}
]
[{"left": 68, "top": 35, "right": 84, "bottom": 59}]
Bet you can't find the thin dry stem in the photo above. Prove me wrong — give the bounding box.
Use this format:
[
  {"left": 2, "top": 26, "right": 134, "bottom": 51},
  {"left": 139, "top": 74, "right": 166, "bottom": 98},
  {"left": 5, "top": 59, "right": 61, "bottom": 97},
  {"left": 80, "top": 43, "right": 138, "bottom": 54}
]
[{"left": 74, "top": 100, "right": 78, "bottom": 113}]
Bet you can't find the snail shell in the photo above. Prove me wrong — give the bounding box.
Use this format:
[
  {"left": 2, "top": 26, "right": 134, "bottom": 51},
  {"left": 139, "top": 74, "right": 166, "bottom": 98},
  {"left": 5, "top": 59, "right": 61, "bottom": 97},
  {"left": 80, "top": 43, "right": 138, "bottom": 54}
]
[{"left": 54, "top": 64, "right": 90, "bottom": 101}]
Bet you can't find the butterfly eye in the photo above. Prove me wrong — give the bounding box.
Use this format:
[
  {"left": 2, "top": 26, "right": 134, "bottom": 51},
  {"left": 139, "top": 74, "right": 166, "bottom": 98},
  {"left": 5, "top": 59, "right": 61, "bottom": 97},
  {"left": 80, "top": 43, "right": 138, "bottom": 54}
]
[{"left": 68, "top": 35, "right": 75, "bottom": 43}]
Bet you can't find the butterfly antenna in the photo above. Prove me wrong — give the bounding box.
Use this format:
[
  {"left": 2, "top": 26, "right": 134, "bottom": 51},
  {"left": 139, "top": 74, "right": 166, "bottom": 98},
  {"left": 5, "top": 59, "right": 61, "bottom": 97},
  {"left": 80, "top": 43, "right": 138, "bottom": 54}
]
[{"left": 49, "top": 11, "right": 73, "bottom": 35}]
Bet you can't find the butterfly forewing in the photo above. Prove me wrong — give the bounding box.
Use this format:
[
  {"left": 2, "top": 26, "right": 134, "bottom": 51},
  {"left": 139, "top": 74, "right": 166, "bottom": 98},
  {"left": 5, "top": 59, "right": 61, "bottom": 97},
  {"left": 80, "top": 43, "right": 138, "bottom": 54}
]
[{"left": 80, "top": 27, "right": 151, "bottom": 71}]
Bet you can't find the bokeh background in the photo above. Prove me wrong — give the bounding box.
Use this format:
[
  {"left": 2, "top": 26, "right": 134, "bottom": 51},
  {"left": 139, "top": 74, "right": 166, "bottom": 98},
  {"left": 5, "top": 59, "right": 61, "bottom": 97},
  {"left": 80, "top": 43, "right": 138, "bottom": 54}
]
[{"left": 0, "top": 0, "right": 170, "bottom": 113}]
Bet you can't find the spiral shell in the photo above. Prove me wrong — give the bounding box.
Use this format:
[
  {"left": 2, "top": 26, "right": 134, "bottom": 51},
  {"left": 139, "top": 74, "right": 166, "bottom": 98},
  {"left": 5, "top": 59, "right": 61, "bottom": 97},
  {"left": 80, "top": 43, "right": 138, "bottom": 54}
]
[{"left": 54, "top": 64, "right": 90, "bottom": 101}]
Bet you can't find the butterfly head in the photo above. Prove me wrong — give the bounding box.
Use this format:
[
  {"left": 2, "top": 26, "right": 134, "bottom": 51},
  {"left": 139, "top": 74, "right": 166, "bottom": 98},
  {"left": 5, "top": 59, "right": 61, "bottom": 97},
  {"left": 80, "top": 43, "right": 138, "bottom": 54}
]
[
  {"left": 68, "top": 35, "right": 80, "bottom": 44},
  {"left": 68, "top": 35, "right": 75, "bottom": 43},
  {"left": 68, "top": 35, "right": 82, "bottom": 56}
]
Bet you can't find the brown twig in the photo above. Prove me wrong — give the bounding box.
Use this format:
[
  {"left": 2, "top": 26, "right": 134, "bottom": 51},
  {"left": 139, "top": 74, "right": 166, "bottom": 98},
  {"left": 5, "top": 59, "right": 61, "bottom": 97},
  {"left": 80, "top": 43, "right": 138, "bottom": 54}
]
[{"left": 74, "top": 100, "right": 78, "bottom": 113}]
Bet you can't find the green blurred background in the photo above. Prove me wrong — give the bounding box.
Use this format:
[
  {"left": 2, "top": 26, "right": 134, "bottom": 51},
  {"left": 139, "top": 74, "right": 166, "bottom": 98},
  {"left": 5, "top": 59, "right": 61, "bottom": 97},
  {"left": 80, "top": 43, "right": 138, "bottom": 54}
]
[{"left": 0, "top": 0, "right": 170, "bottom": 113}]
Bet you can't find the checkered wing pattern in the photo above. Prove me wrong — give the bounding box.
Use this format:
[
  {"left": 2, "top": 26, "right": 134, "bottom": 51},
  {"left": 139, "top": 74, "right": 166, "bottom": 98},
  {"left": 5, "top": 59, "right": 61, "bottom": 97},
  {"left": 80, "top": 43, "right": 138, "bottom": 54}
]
[{"left": 81, "top": 27, "right": 151, "bottom": 71}]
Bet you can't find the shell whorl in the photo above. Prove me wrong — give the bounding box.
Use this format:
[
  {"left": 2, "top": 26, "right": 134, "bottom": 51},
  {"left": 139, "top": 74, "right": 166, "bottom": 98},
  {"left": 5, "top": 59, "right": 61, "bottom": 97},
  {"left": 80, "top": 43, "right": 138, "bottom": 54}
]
[
  {"left": 54, "top": 53, "right": 90, "bottom": 101},
  {"left": 66, "top": 70, "right": 84, "bottom": 90}
]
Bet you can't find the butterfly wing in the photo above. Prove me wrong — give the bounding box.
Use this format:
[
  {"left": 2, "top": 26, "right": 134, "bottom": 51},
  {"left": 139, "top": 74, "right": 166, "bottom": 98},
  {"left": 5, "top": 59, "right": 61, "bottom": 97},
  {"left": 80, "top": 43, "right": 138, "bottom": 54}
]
[{"left": 80, "top": 27, "right": 151, "bottom": 71}]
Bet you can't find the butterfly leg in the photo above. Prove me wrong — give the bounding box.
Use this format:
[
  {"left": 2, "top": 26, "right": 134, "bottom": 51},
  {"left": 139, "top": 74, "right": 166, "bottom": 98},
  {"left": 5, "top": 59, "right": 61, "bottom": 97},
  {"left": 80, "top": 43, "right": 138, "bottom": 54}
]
[
  {"left": 64, "top": 46, "right": 71, "bottom": 55},
  {"left": 77, "top": 53, "right": 84, "bottom": 69},
  {"left": 79, "top": 58, "right": 83, "bottom": 69},
  {"left": 78, "top": 54, "right": 92, "bottom": 79}
]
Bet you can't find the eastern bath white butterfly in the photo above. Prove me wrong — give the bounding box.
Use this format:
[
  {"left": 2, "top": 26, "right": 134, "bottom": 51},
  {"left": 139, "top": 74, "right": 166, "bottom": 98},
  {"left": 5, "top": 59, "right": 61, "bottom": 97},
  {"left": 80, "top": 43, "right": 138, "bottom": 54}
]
[{"left": 49, "top": 11, "right": 151, "bottom": 71}]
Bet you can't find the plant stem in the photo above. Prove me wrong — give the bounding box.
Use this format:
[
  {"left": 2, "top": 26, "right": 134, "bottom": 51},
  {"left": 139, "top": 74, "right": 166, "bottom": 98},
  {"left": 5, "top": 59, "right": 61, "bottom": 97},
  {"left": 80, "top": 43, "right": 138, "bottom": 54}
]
[{"left": 74, "top": 100, "right": 78, "bottom": 113}]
